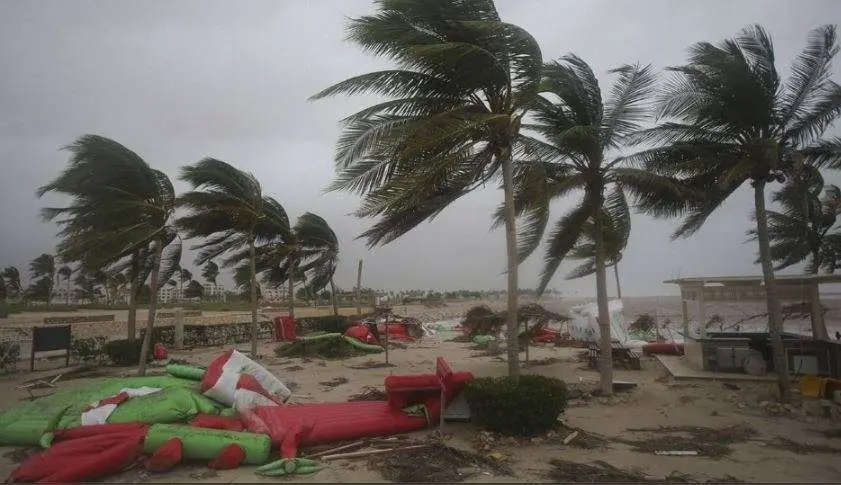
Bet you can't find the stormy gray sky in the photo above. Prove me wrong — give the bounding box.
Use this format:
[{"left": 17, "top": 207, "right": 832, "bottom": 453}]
[{"left": 2, "top": 0, "right": 841, "bottom": 297}]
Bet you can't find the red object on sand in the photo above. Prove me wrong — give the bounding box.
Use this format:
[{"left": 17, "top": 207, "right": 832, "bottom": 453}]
[
  {"left": 253, "top": 357, "right": 472, "bottom": 455},
  {"left": 190, "top": 413, "right": 245, "bottom": 432},
  {"left": 344, "top": 324, "right": 376, "bottom": 344},
  {"left": 154, "top": 343, "right": 168, "bottom": 360},
  {"left": 642, "top": 342, "right": 685, "bottom": 356},
  {"left": 273, "top": 316, "right": 297, "bottom": 341},
  {"left": 11, "top": 423, "right": 147, "bottom": 483},
  {"left": 145, "top": 437, "right": 183, "bottom": 472},
  {"left": 208, "top": 444, "right": 246, "bottom": 470}
]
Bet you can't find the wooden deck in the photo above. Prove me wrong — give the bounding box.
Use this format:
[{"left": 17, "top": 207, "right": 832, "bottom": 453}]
[{"left": 654, "top": 354, "right": 778, "bottom": 382}]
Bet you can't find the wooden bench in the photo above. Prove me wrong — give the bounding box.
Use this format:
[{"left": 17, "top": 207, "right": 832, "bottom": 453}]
[{"left": 588, "top": 343, "right": 642, "bottom": 370}]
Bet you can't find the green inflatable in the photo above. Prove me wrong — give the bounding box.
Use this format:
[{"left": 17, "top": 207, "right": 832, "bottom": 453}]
[
  {"left": 342, "top": 335, "right": 384, "bottom": 353},
  {"left": 143, "top": 424, "right": 271, "bottom": 465},
  {"left": 0, "top": 375, "right": 210, "bottom": 446},
  {"left": 166, "top": 364, "right": 206, "bottom": 381}
]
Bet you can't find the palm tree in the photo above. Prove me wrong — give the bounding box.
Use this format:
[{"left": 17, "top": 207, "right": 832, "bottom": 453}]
[
  {"left": 563, "top": 212, "right": 630, "bottom": 299},
  {"left": 502, "top": 56, "right": 689, "bottom": 394},
  {"left": 2, "top": 266, "right": 23, "bottom": 301},
  {"left": 177, "top": 158, "right": 292, "bottom": 357},
  {"left": 179, "top": 268, "right": 192, "bottom": 302},
  {"left": 27, "top": 254, "right": 56, "bottom": 304},
  {"left": 37, "top": 134, "right": 180, "bottom": 375},
  {"left": 632, "top": 25, "right": 841, "bottom": 400},
  {"left": 260, "top": 213, "right": 340, "bottom": 318},
  {"left": 58, "top": 265, "right": 72, "bottom": 304},
  {"left": 311, "top": 0, "right": 544, "bottom": 377},
  {"left": 751, "top": 164, "right": 841, "bottom": 274}
]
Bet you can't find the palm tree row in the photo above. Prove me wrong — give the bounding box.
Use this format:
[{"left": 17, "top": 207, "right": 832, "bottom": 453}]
[
  {"left": 37, "top": 137, "right": 340, "bottom": 374},
  {"left": 314, "top": 0, "right": 841, "bottom": 399}
]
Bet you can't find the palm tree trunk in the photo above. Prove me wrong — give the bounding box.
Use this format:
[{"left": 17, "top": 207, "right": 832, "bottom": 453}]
[
  {"left": 613, "top": 262, "right": 622, "bottom": 300},
  {"left": 138, "top": 241, "right": 164, "bottom": 376},
  {"left": 501, "top": 151, "right": 520, "bottom": 379},
  {"left": 754, "top": 181, "right": 792, "bottom": 401},
  {"left": 330, "top": 279, "right": 339, "bottom": 316},
  {"left": 249, "top": 238, "right": 259, "bottom": 357},
  {"left": 127, "top": 253, "right": 139, "bottom": 342},
  {"left": 356, "top": 259, "right": 363, "bottom": 316},
  {"left": 594, "top": 215, "right": 613, "bottom": 396},
  {"left": 288, "top": 259, "right": 296, "bottom": 320},
  {"left": 66, "top": 277, "right": 70, "bottom": 305}
]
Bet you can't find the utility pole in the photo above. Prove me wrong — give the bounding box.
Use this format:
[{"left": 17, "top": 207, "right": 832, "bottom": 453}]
[{"left": 356, "top": 259, "right": 363, "bottom": 316}]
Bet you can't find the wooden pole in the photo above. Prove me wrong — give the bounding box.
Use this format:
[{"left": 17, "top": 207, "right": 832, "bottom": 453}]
[
  {"left": 321, "top": 444, "right": 430, "bottom": 461},
  {"left": 356, "top": 259, "right": 363, "bottom": 317}
]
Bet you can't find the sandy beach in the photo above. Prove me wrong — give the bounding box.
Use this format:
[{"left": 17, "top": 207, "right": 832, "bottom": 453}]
[{"left": 2, "top": 299, "right": 841, "bottom": 482}]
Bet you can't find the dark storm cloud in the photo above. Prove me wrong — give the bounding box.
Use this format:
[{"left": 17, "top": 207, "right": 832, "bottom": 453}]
[{"left": 2, "top": 0, "right": 841, "bottom": 296}]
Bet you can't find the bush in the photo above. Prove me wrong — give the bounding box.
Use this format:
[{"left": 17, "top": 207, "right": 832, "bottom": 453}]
[
  {"left": 103, "top": 339, "right": 152, "bottom": 366},
  {"left": 70, "top": 336, "right": 107, "bottom": 363},
  {"left": 0, "top": 341, "right": 20, "bottom": 373},
  {"left": 299, "top": 315, "right": 350, "bottom": 334},
  {"left": 465, "top": 374, "right": 567, "bottom": 436}
]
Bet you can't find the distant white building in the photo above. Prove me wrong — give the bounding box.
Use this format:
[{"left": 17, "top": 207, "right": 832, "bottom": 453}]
[{"left": 157, "top": 283, "right": 226, "bottom": 303}]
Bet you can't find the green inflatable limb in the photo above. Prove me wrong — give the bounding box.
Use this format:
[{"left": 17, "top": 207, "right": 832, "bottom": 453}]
[
  {"left": 300, "top": 332, "right": 343, "bottom": 342},
  {"left": 108, "top": 387, "right": 220, "bottom": 424},
  {"left": 342, "top": 336, "right": 384, "bottom": 353},
  {"left": 143, "top": 424, "right": 271, "bottom": 465},
  {"left": 166, "top": 364, "right": 206, "bottom": 381}
]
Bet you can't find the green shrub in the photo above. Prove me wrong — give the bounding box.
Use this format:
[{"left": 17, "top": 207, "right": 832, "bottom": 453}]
[
  {"left": 0, "top": 302, "right": 7, "bottom": 318},
  {"left": 0, "top": 341, "right": 21, "bottom": 373},
  {"left": 465, "top": 374, "right": 567, "bottom": 436},
  {"left": 103, "top": 339, "right": 152, "bottom": 366},
  {"left": 299, "top": 315, "right": 350, "bottom": 334},
  {"left": 70, "top": 336, "right": 107, "bottom": 363}
]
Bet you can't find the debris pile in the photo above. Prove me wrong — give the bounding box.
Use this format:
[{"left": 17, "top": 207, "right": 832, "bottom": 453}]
[
  {"left": 370, "top": 442, "right": 513, "bottom": 483},
  {"left": 619, "top": 424, "right": 757, "bottom": 458}
]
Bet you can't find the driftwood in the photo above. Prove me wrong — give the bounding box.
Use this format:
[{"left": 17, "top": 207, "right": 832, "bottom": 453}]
[
  {"left": 321, "top": 444, "right": 430, "bottom": 461},
  {"left": 563, "top": 431, "right": 580, "bottom": 445},
  {"left": 307, "top": 440, "right": 366, "bottom": 459}
]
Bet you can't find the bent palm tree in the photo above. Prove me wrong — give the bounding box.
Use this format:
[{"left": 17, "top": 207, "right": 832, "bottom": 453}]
[
  {"left": 311, "top": 0, "right": 543, "bottom": 377},
  {"left": 751, "top": 164, "right": 841, "bottom": 274},
  {"left": 2, "top": 266, "right": 23, "bottom": 301},
  {"left": 632, "top": 25, "right": 841, "bottom": 400},
  {"left": 29, "top": 254, "right": 56, "bottom": 304},
  {"left": 260, "top": 213, "right": 340, "bottom": 318},
  {"left": 38, "top": 134, "right": 179, "bottom": 374},
  {"left": 503, "top": 56, "right": 689, "bottom": 394},
  {"left": 177, "top": 158, "right": 291, "bottom": 357},
  {"left": 565, "top": 211, "right": 630, "bottom": 299},
  {"left": 58, "top": 265, "right": 72, "bottom": 304}
]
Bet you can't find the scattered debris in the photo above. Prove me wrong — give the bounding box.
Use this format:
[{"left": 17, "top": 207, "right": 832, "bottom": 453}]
[
  {"left": 324, "top": 443, "right": 429, "bottom": 461},
  {"left": 523, "top": 357, "right": 563, "bottom": 367},
  {"left": 765, "top": 436, "right": 841, "bottom": 454},
  {"left": 348, "top": 386, "right": 388, "bottom": 402},
  {"left": 620, "top": 425, "right": 757, "bottom": 458},
  {"left": 284, "top": 365, "right": 305, "bottom": 372},
  {"left": 2, "top": 448, "right": 38, "bottom": 464},
  {"left": 654, "top": 450, "right": 698, "bottom": 456},
  {"left": 370, "top": 443, "right": 513, "bottom": 483},
  {"left": 545, "top": 460, "right": 742, "bottom": 483},
  {"left": 347, "top": 360, "right": 395, "bottom": 370},
  {"left": 562, "top": 431, "right": 579, "bottom": 445},
  {"left": 814, "top": 428, "right": 841, "bottom": 438},
  {"left": 723, "top": 383, "right": 740, "bottom": 390},
  {"left": 319, "top": 376, "right": 349, "bottom": 388}
]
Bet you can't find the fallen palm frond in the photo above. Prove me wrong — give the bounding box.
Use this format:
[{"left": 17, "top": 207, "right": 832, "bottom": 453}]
[{"left": 460, "top": 303, "right": 570, "bottom": 340}]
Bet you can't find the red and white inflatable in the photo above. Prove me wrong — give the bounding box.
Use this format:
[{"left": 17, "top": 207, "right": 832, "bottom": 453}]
[{"left": 201, "top": 349, "right": 292, "bottom": 406}]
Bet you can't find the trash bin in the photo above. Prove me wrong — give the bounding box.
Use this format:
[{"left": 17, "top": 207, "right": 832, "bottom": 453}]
[{"left": 273, "top": 316, "right": 297, "bottom": 342}]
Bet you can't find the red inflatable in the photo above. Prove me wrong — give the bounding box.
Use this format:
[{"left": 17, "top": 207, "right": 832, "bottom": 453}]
[
  {"left": 190, "top": 413, "right": 245, "bottom": 432},
  {"left": 253, "top": 357, "right": 472, "bottom": 457},
  {"left": 344, "top": 324, "right": 377, "bottom": 344},
  {"left": 10, "top": 423, "right": 147, "bottom": 483},
  {"left": 642, "top": 342, "right": 685, "bottom": 356},
  {"left": 145, "top": 437, "right": 183, "bottom": 472}
]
